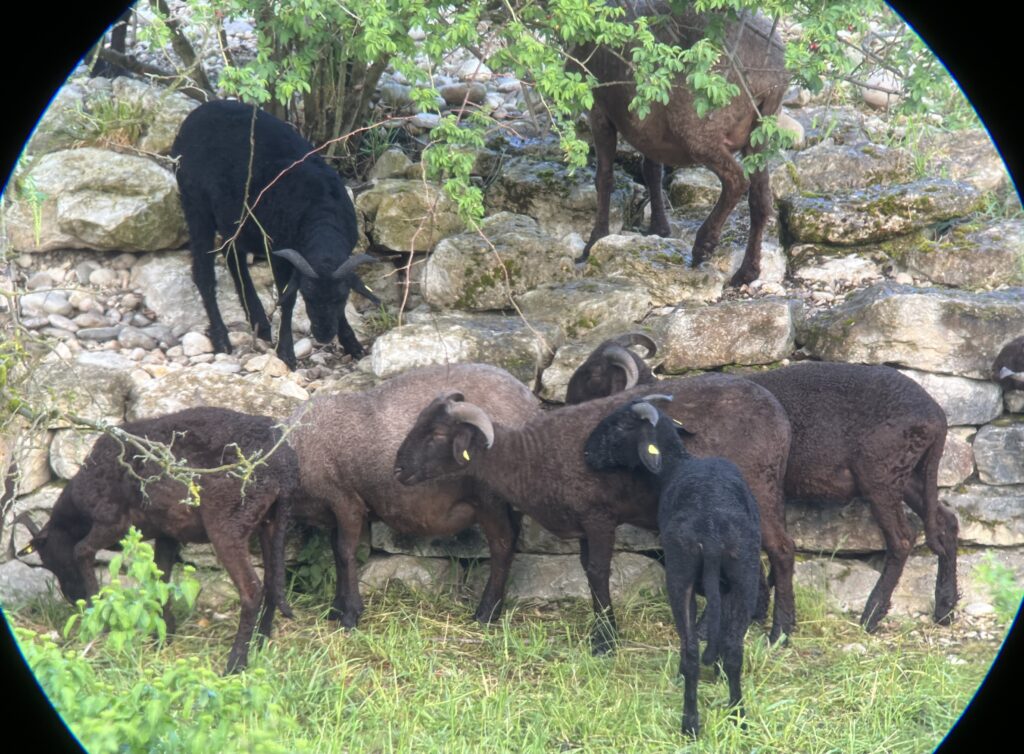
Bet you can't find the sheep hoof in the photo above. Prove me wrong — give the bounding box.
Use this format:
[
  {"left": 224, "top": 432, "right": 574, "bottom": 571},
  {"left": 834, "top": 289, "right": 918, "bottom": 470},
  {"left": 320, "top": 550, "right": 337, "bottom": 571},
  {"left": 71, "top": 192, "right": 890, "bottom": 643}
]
[
  {"left": 681, "top": 717, "right": 700, "bottom": 738},
  {"left": 729, "top": 266, "right": 758, "bottom": 288}
]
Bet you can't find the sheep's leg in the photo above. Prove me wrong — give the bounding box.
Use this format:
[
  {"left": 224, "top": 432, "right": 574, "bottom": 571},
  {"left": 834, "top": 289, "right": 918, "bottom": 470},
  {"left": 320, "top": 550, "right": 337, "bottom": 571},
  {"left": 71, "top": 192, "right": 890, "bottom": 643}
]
[
  {"left": 328, "top": 503, "right": 366, "bottom": 627},
  {"left": 665, "top": 546, "right": 701, "bottom": 737},
  {"left": 153, "top": 537, "right": 180, "bottom": 637},
  {"left": 759, "top": 511, "right": 796, "bottom": 643},
  {"left": 73, "top": 523, "right": 124, "bottom": 598},
  {"left": 258, "top": 497, "right": 294, "bottom": 621},
  {"left": 731, "top": 163, "right": 770, "bottom": 286},
  {"left": 860, "top": 486, "right": 914, "bottom": 633},
  {"left": 720, "top": 589, "right": 749, "bottom": 729},
  {"left": 642, "top": 157, "right": 671, "bottom": 238},
  {"left": 472, "top": 500, "right": 518, "bottom": 623},
  {"left": 336, "top": 310, "right": 366, "bottom": 360},
  {"left": 274, "top": 270, "right": 299, "bottom": 369},
  {"left": 208, "top": 534, "right": 264, "bottom": 674},
  {"left": 904, "top": 476, "right": 960, "bottom": 626},
  {"left": 187, "top": 213, "right": 232, "bottom": 355},
  {"left": 690, "top": 149, "right": 748, "bottom": 273},
  {"left": 579, "top": 529, "right": 617, "bottom": 655},
  {"left": 579, "top": 103, "right": 618, "bottom": 261},
  {"left": 224, "top": 242, "right": 273, "bottom": 342}
]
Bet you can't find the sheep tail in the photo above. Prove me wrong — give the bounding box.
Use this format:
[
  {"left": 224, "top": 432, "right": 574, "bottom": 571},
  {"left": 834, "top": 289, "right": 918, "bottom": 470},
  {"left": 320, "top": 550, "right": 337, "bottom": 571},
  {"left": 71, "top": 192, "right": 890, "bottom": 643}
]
[
  {"left": 700, "top": 544, "right": 723, "bottom": 666},
  {"left": 919, "top": 432, "right": 945, "bottom": 554}
]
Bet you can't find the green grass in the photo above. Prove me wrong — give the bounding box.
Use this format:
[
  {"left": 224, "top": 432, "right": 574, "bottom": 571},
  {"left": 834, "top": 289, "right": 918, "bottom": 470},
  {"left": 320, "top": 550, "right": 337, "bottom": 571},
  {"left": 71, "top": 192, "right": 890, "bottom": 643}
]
[{"left": 9, "top": 579, "right": 1001, "bottom": 754}]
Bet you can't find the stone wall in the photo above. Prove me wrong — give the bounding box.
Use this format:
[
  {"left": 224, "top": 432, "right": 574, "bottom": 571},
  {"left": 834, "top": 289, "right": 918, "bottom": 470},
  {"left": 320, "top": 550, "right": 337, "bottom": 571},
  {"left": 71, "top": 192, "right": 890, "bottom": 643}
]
[{"left": 1, "top": 71, "right": 1022, "bottom": 629}]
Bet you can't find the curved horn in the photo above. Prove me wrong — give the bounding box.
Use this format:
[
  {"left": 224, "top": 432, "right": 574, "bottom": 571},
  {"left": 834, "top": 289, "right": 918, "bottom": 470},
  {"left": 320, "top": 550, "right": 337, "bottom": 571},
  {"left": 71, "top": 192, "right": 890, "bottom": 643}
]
[
  {"left": 611, "top": 332, "right": 657, "bottom": 358},
  {"left": 603, "top": 345, "right": 640, "bottom": 390},
  {"left": 273, "top": 248, "right": 319, "bottom": 279},
  {"left": 640, "top": 394, "right": 673, "bottom": 405},
  {"left": 630, "top": 401, "right": 661, "bottom": 426},
  {"left": 447, "top": 401, "right": 495, "bottom": 449},
  {"left": 12, "top": 510, "right": 41, "bottom": 537},
  {"left": 332, "top": 254, "right": 377, "bottom": 280}
]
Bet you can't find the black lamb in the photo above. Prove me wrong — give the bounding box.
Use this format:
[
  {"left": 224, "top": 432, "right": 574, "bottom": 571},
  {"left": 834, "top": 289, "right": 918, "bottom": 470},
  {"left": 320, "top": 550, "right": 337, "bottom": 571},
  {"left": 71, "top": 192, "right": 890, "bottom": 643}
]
[
  {"left": 171, "top": 99, "right": 378, "bottom": 369},
  {"left": 17, "top": 407, "right": 297, "bottom": 673},
  {"left": 583, "top": 395, "right": 761, "bottom": 737}
]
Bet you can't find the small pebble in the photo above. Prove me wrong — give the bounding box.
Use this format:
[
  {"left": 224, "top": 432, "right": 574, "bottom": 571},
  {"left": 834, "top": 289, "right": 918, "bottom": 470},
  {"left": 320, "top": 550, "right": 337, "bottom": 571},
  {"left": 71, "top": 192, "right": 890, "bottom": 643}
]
[
  {"left": 89, "top": 268, "right": 118, "bottom": 287},
  {"left": 181, "top": 331, "right": 214, "bottom": 356},
  {"left": 26, "top": 272, "right": 55, "bottom": 290}
]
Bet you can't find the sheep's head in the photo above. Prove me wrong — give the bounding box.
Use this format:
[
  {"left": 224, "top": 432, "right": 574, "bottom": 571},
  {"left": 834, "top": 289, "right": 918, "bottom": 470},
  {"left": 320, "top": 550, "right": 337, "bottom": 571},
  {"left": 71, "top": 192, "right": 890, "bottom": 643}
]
[
  {"left": 18, "top": 524, "right": 91, "bottom": 604},
  {"left": 274, "top": 250, "right": 376, "bottom": 345},
  {"left": 993, "top": 336, "right": 1024, "bottom": 390},
  {"left": 565, "top": 333, "right": 657, "bottom": 404},
  {"left": 583, "top": 395, "right": 677, "bottom": 475},
  {"left": 394, "top": 392, "right": 494, "bottom": 485}
]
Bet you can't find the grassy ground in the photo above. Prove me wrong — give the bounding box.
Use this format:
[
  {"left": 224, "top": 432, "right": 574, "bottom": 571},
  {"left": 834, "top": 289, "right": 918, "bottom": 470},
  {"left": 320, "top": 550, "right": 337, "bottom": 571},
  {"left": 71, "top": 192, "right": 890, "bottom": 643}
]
[{"left": 8, "top": 576, "right": 1008, "bottom": 754}]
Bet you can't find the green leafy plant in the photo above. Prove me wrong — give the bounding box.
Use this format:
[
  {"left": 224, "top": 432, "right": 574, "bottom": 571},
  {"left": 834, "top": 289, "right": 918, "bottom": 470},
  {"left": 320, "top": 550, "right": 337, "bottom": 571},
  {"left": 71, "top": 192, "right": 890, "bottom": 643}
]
[
  {"left": 15, "top": 527, "right": 301, "bottom": 754},
  {"left": 63, "top": 527, "right": 199, "bottom": 650}
]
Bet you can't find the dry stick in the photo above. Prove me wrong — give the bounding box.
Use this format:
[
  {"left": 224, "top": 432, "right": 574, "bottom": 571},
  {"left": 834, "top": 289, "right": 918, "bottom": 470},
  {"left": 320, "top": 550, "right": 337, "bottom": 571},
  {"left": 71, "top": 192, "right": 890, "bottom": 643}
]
[{"left": 155, "top": 0, "right": 215, "bottom": 95}]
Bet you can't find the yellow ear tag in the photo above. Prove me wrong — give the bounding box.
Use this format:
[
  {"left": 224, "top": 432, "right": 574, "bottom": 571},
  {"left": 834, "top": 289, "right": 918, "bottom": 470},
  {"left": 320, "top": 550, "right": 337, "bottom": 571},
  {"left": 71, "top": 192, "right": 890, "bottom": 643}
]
[
  {"left": 647, "top": 444, "right": 660, "bottom": 456},
  {"left": 462, "top": 450, "right": 471, "bottom": 461},
  {"left": 18, "top": 543, "right": 34, "bottom": 556}
]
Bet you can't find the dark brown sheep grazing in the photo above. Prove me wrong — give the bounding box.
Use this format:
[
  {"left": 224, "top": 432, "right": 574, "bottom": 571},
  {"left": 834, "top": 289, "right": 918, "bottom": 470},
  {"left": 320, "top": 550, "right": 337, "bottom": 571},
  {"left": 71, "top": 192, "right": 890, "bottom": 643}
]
[
  {"left": 573, "top": 3, "right": 790, "bottom": 286},
  {"left": 395, "top": 373, "right": 793, "bottom": 650},
  {"left": 285, "top": 363, "right": 540, "bottom": 628},
  {"left": 746, "top": 363, "right": 958, "bottom": 631},
  {"left": 17, "top": 407, "right": 297, "bottom": 673}
]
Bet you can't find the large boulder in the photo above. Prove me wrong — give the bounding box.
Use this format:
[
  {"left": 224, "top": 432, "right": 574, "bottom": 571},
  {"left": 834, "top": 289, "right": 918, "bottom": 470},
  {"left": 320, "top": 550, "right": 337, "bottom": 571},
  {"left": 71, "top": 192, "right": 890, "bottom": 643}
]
[
  {"left": 917, "top": 127, "right": 1011, "bottom": 194},
  {"left": 897, "top": 369, "right": 1004, "bottom": 427},
  {"left": 24, "top": 351, "right": 136, "bottom": 427},
  {"left": 126, "top": 365, "right": 306, "bottom": 421},
  {"left": 973, "top": 424, "right": 1024, "bottom": 485},
  {"left": 647, "top": 299, "right": 797, "bottom": 372},
  {"left": 130, "top": 252, "right": 300, "bottom": 334},
  {"left": 770, "top": 142, "right": 918, "bottom": 200},
  {"left": 369, "top": 311, "right": 561, "bottom": 385},
  {"left": 355, "top": 179, "right": 465, "bottom": 253},
  {"left": 891, "top": 220, "right": 1024, "bottom": 290},
  {"left": 941, "top": 484, "right": 1024, "bottom": 546},
  {"left": 799, "top": 284, "right": 1024, "bottom": 379},
  {"left": 25, "top": 76, "right": 197, "bottom": 157},
  {"left": 582, "top": 234, "right": 726, "bottom": 305},
  {"left": 6, "top": 148, "right": 187, "bottom": 253},
  {"left": 421, "top": 213, "right": 576, "bottom": 310},
  {"left": 484, "top": 157, "right": 637, "bottom": 239},
  {"left": 516, "top": 279, "right": 652, "bottom": 340},
  {"left": 779, "top": 179, "right": 983, "bottom": 246}
]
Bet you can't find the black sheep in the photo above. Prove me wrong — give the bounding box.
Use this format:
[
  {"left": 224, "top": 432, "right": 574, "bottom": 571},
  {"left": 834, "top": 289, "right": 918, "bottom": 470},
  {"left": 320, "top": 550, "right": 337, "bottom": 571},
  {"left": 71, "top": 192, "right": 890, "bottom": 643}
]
[
  {"left": 583, "top": 396, "right": 761, "bottom": 737},
  {"left": 17, "top": 407, "right": 297, "bottom": 673},
  {"left": 171, "top": 100, "right": 378, "bottom": 369}
]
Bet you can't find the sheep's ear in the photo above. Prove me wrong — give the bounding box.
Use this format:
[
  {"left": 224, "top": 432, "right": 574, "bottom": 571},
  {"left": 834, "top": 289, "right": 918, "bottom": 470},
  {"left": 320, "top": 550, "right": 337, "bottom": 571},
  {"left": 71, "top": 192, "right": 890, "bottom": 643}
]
[
  {"left": 638, "top": 437, "right": 662, "bottom": 474},
  {"left": 452, "top": 426, "right": 477, "bottom": 466},
  {"left": 17, "top": 533, "right": 44, "bottom": 557}
]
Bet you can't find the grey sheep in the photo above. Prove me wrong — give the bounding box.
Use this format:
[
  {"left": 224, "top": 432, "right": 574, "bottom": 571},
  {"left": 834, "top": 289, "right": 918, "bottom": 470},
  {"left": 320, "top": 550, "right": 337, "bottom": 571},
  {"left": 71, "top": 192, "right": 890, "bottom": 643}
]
[
  {"left": 172, "top": 99, "right": 378, "bottom": 369},
  {"left": 284, "top": 363, "right": 540, "bottom": 627},
  {"left": 567, "top": 343, "right": 959, "bottom": 631},
  {"left": 394, "top": 373, "right": 792, "bottom": 651},
  {"left": 583, "top": 395, "right": 761, "bottom": 737},
  {"left": 17, "top": 407, "right": 297, "bottom": 674}
]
